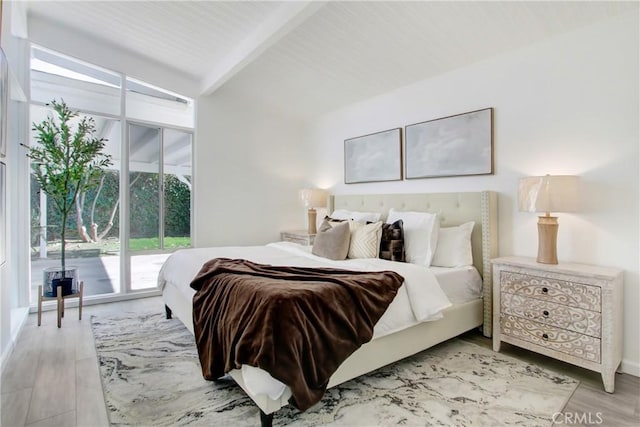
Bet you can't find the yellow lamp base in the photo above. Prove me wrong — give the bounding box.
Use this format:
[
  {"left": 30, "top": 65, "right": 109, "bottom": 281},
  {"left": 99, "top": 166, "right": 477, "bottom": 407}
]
[{"left": 537, "top": 215, "right": 559, "bottom": 264}]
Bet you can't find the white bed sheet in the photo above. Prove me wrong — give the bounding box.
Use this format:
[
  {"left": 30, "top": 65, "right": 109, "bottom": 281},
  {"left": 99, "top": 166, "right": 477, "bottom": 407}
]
[
  {"left": 431, "top": 265, "right": 483, "bottom": 305},
  {"left": 158, "top": 242, "right": 453, "bottom": 332},
  {"left": 273, "top": 243, "right": 482, "bottom": 304},
  {"left": 158, "top": 242, "right": 461, "bottom": 403}
]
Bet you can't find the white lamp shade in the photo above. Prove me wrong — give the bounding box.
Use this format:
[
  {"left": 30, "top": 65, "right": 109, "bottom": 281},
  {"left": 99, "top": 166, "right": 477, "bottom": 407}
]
[
  {"left": 299, "top": 188, "right": 327, "bottom": 208},
  {"left": 518, "top": 175, "right": 579, "bottom": 214}
]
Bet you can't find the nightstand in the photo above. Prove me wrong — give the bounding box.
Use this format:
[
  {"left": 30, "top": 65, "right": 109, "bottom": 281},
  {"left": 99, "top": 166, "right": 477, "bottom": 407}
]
[
  {"left": 492, "top": 256, "right": 623, "bottom": 393},
  {"left": 281, "top": 230, "right": 315, "bottom": 246}
]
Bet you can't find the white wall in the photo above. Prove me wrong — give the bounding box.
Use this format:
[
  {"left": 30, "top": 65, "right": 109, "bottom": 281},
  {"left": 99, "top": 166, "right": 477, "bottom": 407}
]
[
  {"left": 1, "top": 1, "right": 31, "bottom": 372},
  {"left": 305, "top": 13, "right": 639, "bottom": 374},
  {"left": 194, "top": 88, "right": 309, "bottom": 247}
]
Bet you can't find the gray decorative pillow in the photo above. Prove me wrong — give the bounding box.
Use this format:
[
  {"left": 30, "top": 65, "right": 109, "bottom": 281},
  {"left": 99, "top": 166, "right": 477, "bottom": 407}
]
[{"left": 312, "top": 220, "right": 350, "bottom": 260}]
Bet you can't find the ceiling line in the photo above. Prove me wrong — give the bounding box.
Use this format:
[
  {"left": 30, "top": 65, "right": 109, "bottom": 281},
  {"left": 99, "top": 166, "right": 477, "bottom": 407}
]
[{"left": 199, "top": 0, "right": 326, "bottom": 96}]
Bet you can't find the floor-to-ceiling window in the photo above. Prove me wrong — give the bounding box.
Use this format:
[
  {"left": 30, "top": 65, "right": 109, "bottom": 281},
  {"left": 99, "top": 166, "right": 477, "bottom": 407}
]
[{"left": 28, "top": 45, "right": 194, "bottom": 306}]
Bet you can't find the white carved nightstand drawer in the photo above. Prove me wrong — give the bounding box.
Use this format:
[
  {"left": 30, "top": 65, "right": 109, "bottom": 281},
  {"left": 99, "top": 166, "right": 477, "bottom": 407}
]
[
  {"left": 501, "top": 271, "right": 601, "bottom": 311},
  {"left": 501, "top": 314, "right": 601, "bottom": 363},
  {"left": 501, "top": 293, "right": 602, "bottom": 337},
  {"left": 492, "top": 256, "right": 623, "bottom": 393}
]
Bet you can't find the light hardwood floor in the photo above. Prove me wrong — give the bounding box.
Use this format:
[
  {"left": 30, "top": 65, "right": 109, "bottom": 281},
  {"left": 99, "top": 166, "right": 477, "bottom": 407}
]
[
  {"left": 1, "top": 296, "right": 638, "bottom": 426},
  {"left": 1, "top": 297, "right": 160, "bottom": 427},
  {"left": 462, "top": 331, "right": 640, "bottom": 426}
]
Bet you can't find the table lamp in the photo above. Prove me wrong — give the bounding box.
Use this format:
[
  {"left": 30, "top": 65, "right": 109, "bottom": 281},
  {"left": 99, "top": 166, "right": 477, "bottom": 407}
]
[
  {"left": 518, "top": 175, "right": 579, "bottom": 264},
  {"left": 299, "top": 188, "right": 327, "bottom": 235}
]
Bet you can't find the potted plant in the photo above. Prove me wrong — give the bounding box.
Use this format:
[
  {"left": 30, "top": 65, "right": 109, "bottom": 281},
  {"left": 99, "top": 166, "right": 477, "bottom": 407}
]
[{"left": 28, "top": 99, "right": 112, "bottom": 297}]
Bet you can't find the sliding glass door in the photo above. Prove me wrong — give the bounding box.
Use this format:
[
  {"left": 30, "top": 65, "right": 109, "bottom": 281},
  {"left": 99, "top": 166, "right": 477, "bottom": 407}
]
[{"left": 127, "top": 123, "right": 192, "bottom": 291}]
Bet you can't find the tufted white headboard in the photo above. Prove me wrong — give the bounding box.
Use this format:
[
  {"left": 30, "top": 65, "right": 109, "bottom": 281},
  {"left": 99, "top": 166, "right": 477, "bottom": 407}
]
[{"left": 328, "top": 191, "right": 498, "bottom": 337}]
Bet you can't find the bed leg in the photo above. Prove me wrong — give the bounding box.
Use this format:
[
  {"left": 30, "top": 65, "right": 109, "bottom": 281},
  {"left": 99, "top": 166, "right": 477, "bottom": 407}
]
[
  {"left": 259, "top": 410, "right": 273, "bottom": 427},
  {"left": 165, "top": 304, "right": 172, "bottom": 319}
]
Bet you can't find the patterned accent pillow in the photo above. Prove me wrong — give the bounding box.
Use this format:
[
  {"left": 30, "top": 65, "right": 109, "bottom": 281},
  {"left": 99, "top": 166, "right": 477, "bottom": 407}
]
[
  {"left": 379, "top": 219, "right": 406, "bottom": 262},
  {"left": 348, "top": 220, "right": 383, "bottom": 259}
]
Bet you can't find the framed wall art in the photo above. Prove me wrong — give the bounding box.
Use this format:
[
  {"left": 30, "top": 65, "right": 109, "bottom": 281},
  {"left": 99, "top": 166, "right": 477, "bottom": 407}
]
[
  {"left": 344, "top": 128, "right": 402, "bottom": 184},
  {"left": 404, "top": 108, "right": 493, "bottom": 179}
]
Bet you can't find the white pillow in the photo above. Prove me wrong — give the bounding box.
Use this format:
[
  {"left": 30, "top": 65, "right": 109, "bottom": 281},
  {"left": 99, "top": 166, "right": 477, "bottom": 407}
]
[
  {"left": 331, "top": 209, "right": 381, "bottom": 223},
  {"left": 386, "top": 208, "right": 439, "bottom": 266},
  {"left": 432, "top": 222, "right": 475, "bottom": 267},
  {"left": 347, "top": 220, "right": 383, "bottom": 259}
]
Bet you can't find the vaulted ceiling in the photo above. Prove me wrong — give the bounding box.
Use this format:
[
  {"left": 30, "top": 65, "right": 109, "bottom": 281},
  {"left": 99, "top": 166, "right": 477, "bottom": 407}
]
[{"left": 26, "top": 1, "right": 637, "bottom": 119}]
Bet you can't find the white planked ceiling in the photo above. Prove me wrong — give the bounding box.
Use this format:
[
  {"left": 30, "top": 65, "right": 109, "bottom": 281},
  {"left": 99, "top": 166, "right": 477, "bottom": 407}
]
[{"left": 26, "top": 1, "right": 638, "bottom": 119}]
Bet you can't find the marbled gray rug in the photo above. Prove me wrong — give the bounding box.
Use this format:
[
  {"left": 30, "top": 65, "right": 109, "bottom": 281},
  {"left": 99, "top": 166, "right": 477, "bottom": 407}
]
[{"left": 92, "top": 312, "right": 578, "bottom": 426}]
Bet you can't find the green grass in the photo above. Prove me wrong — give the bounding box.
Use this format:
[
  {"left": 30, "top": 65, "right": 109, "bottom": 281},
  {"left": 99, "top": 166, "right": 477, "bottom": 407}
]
[
  {"left": 129, "top": 236, "right": 191, "bottom": 251},
  {"left": 32, "top": 236, "right": 191, "bottom": 258}
]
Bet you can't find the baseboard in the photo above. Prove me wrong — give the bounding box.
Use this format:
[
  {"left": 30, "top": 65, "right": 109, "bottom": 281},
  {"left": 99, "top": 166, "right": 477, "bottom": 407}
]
[
  {"left": 621, "top": 358, "right": 640, "bottom": 377},
  {"left": 1, "top": 307, "right": 29, "bottom": 375},
  {"left": 28, "top": 289, "right": 162, "bottom": 313}
]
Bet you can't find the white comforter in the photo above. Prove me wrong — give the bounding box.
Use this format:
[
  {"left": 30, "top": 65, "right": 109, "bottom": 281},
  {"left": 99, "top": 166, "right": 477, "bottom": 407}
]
[{"left": 157, "top": 241, "right": 452, "bottom": 399}]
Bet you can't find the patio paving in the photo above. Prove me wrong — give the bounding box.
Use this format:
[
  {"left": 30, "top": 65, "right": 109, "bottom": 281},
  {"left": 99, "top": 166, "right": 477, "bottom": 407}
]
[{"left": 30, "top": 253, "right": 171, "bottom": 305}]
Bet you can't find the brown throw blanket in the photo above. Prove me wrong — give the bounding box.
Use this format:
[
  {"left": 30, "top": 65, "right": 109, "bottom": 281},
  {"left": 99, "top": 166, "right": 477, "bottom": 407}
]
[{"left": 190, "top": 258, "right": 404, "bottom": 411}]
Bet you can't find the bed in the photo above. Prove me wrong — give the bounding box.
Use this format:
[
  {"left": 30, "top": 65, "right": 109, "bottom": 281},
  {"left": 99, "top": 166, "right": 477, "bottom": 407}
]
[{"left": 158, "top": 191, "right": 498, "bottom": 425}]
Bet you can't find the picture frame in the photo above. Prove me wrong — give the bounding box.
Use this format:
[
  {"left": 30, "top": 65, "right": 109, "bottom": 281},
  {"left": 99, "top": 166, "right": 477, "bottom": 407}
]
[
  {"left": 404, "top": 108, "right": 493, "bottom": 179},
  {"left": 0, "top": 48, "right": 7, "bottom": 158},
  {"left": 344, "top": 128, "right": 402, "bottom": 184}
]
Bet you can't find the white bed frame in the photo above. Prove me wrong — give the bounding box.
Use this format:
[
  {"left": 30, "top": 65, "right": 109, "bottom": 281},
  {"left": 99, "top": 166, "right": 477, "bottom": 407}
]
[{"left": 162, "top": 191, "right": 498, "bottom": 421}]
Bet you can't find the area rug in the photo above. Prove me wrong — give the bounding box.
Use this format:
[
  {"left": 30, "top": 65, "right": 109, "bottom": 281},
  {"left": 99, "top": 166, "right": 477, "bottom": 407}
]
[{"left": 91, "top": 312, "right": 579, "bottom": 426}]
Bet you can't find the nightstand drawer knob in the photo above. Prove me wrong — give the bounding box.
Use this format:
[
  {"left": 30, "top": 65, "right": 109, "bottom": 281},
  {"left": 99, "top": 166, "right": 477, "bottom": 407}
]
[
  {"left": 541, "top": 287, "right": 549, "bottom": 294},
  {"left": 543, "top": 310, "right": 550, "bottom": 317},
  {"left": 542, "top": 333, "right": 549, "bottom": 340}
]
